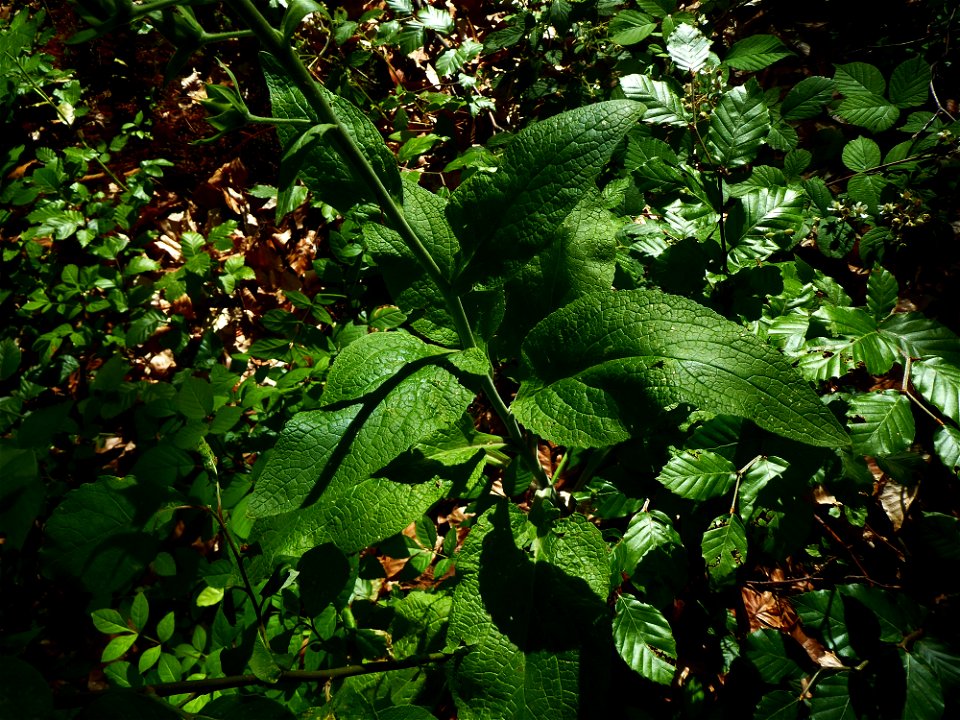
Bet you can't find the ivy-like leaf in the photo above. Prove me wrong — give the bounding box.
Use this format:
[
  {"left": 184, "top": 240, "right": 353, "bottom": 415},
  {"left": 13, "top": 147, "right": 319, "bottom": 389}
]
[
  {"left": 847, "top": 390, "right": 915, "bottom": 457},
  {"left": 620, "top": 74, "right": 690, "bottom": 125},
  {"left": 706, "top": 79, "right": 771, "bottom": 167},
  {"left": 724, "top": 34, "right": 793, "bottom": 71},
  {"left": 514, "top": 289, "right": 849, "bottom": 449},
  {"left": 613, "top": 596, "right": 677, "bottom": 685},
  {"left": 447, "top": 100, "right": 644, "bottom": 286}
]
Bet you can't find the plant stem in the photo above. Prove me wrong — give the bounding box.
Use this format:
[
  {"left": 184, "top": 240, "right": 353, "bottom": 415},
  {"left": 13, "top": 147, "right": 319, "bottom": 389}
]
[{"left": 221, "top": 0, "right": 554, "bottom": 494}]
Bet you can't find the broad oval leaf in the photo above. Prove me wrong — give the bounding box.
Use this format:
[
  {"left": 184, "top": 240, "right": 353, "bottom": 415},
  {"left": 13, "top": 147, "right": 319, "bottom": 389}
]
[
  {"left": 657, "top": 449, "right": 737, "bottom": 500},
  {"left": 889, "top": 57, "right": 930, "bottom": 109},
  {"left": 841, "top": 137, "right": 881, "bottom": 173},
  {"left": 781, "top": 76, "right": 835, "bottom": 121},
  {"left": 911, "top": 358, "right": 960, "bottom": 425},
  {"left": 837, "top": 94, "right": 899, "bottom": 132},
  {"left": 514, "top": 289, "right": 849, "bottom": 449},
  {"left": 701, "top": 513, "right": 747, "bottom": 587},
  {"left": 706, "top": 79, "right": 771, "bottom": 167},
  {"left": 613, "top": 595, "right": 677, "bottom": 685},
  {"left": 447, "top": 100, "right": 645, "bottom": 286}
]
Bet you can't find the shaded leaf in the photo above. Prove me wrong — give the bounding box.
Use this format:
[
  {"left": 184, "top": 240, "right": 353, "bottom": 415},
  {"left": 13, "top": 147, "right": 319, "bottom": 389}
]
[
  {"left": 707, "top": 79, "right": 771, "bottom": 167},
  {"left": 701, "top": 513, "right": 747, "bottom": 587},
  {"left": 724, "top": 35, "right": 793, "bottom": 71},
  {"left": 613, "top": 596, "right": 677, "bottom": 685},
  {"left": 847, "top": 390, "right": 915, "bottom": 457}
]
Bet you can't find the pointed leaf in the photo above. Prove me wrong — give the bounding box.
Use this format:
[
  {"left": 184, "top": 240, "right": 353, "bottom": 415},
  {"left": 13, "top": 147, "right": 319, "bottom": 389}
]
[
  {"left": 609, "top": 10, "right": 656, "bottom": 46},
  {"left": 706, "top": 80, "right": 771, "bottom": 167},
  {"left": 880, "top": 313, "right": 960, "bottom": 365},
  {"left": 92, "top": 609, "right": 134, "bottom": 636},
  {"left": 612, "top": 510, "right": 684, "bottom": 580},
  {"left": 847, "top": 390, "right": 915, "bottom": 457},
  {"left": 745, "top": 629, "right": 802, "bottom": 683},
  {"left": 866, "top": 268, "right": 898, "bottom": 321},
  {"left": 701, "top": 513, "right": 747, "bottom": 587},
  {"left": 900, "top": 650, "right": 945, "bottom": 720},
  {"left": 781, "top": 76, "right": 835, "bottom": 120},
  {"left": 726, "top": 186, "right": 804, "bottom": 269},
  {"left": 613, "top": 596, "right": 677, "bottom": 685},
  {"left": 102, "top": 633, "right": 138, "bottom": 663},
  {"left": 835, "top": 62, "right": 886, "bottom": 96},
  {"left": 911, "top": 358, "right": 960, "bottom": 425},
  {"left": 514, "top": 289, "right": 849, "bottom": 449},
  {"left": 724, "top": 35, "right": 794, "bottom": 71},
  {"left": 657, "top": 450, "right": 737, "bottom": 500},
  {"left": 806, "top": 674, "right": 854, "bottom": 719},
  {"left": 448, "top": 101, "right": 643, "bottom": 286},
  {"left": 620, "top": 74, "right": 690, "bottom": 126},
  {"left": 667, "top": 23, "right": 711, "bottom": 73},
  {"left": 889, "top": 57, "right": 930, "bottom": 108},
  {"left": 756, "top": 690, "right": 802, "bottom": 720},
  {"left": 793, "top": 589, "right": 854, "bottom": 658},
  {"left": 933, "top": 425, "right": 960, "bottom": 476},
  {"left": 837, "top": 94, "right": 899, "bottom": 132}
]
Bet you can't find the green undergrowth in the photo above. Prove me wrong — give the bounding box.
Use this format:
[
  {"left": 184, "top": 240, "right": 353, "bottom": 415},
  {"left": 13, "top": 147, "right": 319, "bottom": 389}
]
[{"left": 2, "top": 1, "right": 960, "bottom": 719}]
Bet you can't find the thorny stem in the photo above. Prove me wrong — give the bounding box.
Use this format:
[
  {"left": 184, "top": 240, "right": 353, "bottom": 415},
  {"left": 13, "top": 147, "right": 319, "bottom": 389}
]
[{"left": 221, "top": 0, "right": 554, "bottom": 495}]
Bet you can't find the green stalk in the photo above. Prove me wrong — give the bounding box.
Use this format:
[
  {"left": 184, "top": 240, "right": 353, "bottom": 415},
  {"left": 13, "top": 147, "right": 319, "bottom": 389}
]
[{"left": 220, "top": 0, "right": 554, "bottom": 494}]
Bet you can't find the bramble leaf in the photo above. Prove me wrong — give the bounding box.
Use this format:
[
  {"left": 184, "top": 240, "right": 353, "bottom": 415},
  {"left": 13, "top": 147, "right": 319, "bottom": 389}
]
[
  {"left": 620, "top": 74, "right": 690, "bottom": 125},
  {"left": 667, "top": 23, "right": 711, "bottom": 73},
  {"left": 724, "top": 35, "right": 793, "bottom": 71},
  {"left": 707, "top": 79, "right": 771, "bottom": 167}
]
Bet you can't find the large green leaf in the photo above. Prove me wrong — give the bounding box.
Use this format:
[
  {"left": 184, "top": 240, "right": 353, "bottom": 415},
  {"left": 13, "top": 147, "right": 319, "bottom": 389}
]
[
  {"left": 447, "top": 503, "right": 611, "bottom": 719},
  {"left": 866, "top": 268, "right": 898, "bottom": 321},
  {"left": 260, "top": 53, "right": 401, "bottom": 213},
  {"left": 447, "top": 101, "right": 644, "bottom": 286},
  {"left": 496, "top": 192, "right": 620, "bottom": 355},
  {"left": 656, "top": 449, "right": 737, "bottom": 500},
  {"left": 809, "top": 306, "right": 899, "bottom": 375},
  {"left": 837, "top": 94, "right": 899, "bottom": 132},
  {"left": 879, "top": 313, "right": 960, "bottom": 365},
  {"left": 911, "top": 358, "right": 960, "bottom": 425},
  {"left": 725, "top": 186, "right": 804, "bottom": 269},
  {"left": 364, "top": 179, "right": 501, "bottom": 346},
  {"left": 834, "top": 62, "right": 886, "bottom": 96},
  {"left": 611, "top": 510, "right": 684, "bottom": 583},
  {"left": 781, "top": 76, "right": 835, "bottom": 120},
  {"left": 706, "top": 79, "right": 771, "bottom": 167},
  {"left": 701, "top": 513, "right": 747, "bottom": 587},
  {"left": 514, "top": 289, "right": 849, "bottom": 449},
  {"left": 246, "top": 334, "right": 475, "bottom": 572},
  {"left": 724, "top": 34, "right": 793, "bottom": 71},
  {"left": 889, "top": 57, "right": 931, "bottom": 108},
  {"left": 612, "top": 595, "right": 677, "bottom": 685},
  {"left": 933, "top": 425, "right": 960, "bottom": 476},
  {"left": 620, "top": 74, "right": 690, "bottom": 126},
  {"left": 847, "top": 390, "right": 915, "bottom": 457},
  {"left": 841, "top": 137, "right": 881, "bottom": 173},
  {"left": 900, "top": 650, "right": 945, "bottom": 720},
  {"left": 793, "top": 589, "right": 854, "bottom": 658}
]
